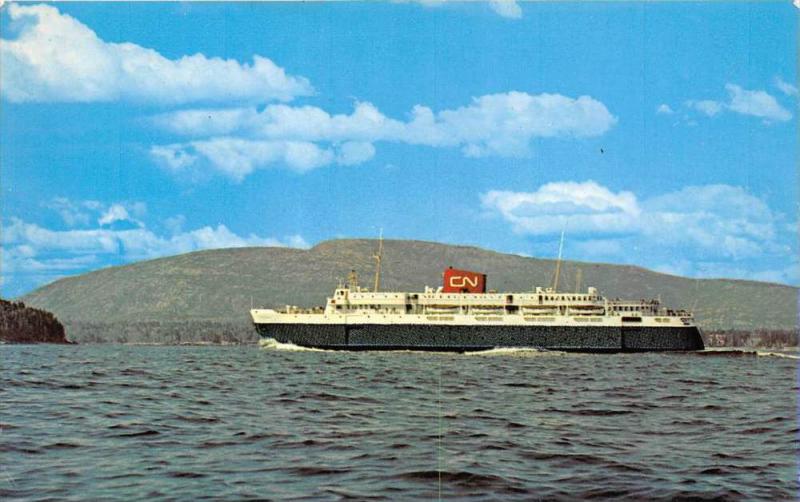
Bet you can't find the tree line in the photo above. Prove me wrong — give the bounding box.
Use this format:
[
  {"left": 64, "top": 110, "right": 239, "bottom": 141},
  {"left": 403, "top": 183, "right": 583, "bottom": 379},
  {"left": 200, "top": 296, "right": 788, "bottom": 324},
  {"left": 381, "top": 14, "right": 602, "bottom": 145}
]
[
  {"left": 0, "top": 299, "right": 69, "bottom": 344},
  {"left": 64, "top": 320, "right": 258, "bottom": 345},
  {"left": 704, "top": 329, "right": 798, "bottom": 349}
]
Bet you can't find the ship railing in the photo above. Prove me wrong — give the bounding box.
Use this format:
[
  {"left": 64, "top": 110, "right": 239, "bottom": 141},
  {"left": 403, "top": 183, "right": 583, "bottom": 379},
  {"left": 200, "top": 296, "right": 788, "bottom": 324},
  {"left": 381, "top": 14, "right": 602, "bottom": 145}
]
[
  {"left": 470, "top": 307, "right": 505, "bottom": 314},
  {"left": 278, "top": 306, "right": 324, "bottom": 314},
  {"left": 520, "top": 306, "right": 558, "bottom": 312},
  {"left": 566, "top": 305, "right": 605, "bottom": 311}
]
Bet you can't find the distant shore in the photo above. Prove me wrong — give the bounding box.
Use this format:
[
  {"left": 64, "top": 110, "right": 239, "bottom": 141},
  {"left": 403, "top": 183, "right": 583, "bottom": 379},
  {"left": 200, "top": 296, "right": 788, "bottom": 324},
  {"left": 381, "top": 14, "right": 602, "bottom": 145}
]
[{"left": 703, "top": 329, "right": 798, "bottom": 349}]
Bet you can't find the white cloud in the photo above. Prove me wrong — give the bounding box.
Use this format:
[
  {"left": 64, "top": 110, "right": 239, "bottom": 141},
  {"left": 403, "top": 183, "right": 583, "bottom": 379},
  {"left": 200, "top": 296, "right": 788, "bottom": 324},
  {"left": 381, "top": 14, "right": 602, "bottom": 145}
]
[
  {"left": 98, "top": 204, "right": 144, "bottom": 227},
  {"left": 431, "top": 92, "right": 617, "bottom": 155},
  {"left": 489, "top": 1, "right": 522, "bottom": 19},
  {"left": 3, "top": 246, "right": 99, "bottom": 274},
  {"left": 643, "top": 184, "right": 777, "bottom": 251},
  {"left": 686, "top": 99, "right": 723, "bottom": 117},
  {"left": 285, "top": 235, "right": 311, "bottom": 249},
  {"left": 401, "top": 0, "right": 522, "bottom": 18},
  {"left": 481, "top": 181, "right": 640, "bottom": 235},
  {"left": 656, "top": 104, "right": 674, "bottom": 115},
  {"left": 163, "top": 215, "right": 186, "bottom": 235},
  {"left": 481, "top": 181, "right": 791, "bottom": 270},
  {"left": 150, "top": 146, "right": 198, "bottom": 173},
  {"left": 44, "top": 197, "right": 92, "bottom": 227},
  {"left": 774, "top": 76, "right": 798, "bottom": 96},
  {"left": 684, "top": 84, "right": 792, "bottom": 122},
  {"left": 2, "top": 198, "right": 312, "bottom": 294},
  {"left": 490, "top": 182, "right": 796, "bottom": 282},
  {"left": 43, "top": 197, "right": 147, "bottom": 229},
  {"left": 724, "top": 84, "right": 792, "bottom": 122},
  {"left": 154, "top": 139, "right": 338, "bottom": 180},
  {"left": 156, "top": 93, "right": 616, "bottom": 148},
  {"left": 191, "top": 138, "right": 335, "bottom": 177},
  {"left": 336, "top": 141, "right": 377, "bottom": 166},
  {"left": 3, "top": 218, "right": 307, "bottom": 261},
  {"left": 2, "top": 244, "right": 102, "bottom": 294},
  {"left": 151, "top": 92, "right": 617, "bottom": 178},
  {"left": 1, "top": 3, "right": 312, "bottom": 104},
  {"left": 397, "top": 0, "right": 446, "bottom": 6},
  {"left": 2, "top": 215, "right": 311, "bottom": 294}
]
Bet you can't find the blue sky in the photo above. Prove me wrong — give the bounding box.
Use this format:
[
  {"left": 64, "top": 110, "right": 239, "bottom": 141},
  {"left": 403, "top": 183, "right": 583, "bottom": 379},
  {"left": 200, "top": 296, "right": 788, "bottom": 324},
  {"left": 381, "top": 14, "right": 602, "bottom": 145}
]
[{"left": 2, "top": 1, "right": 797, "bottom": 297}]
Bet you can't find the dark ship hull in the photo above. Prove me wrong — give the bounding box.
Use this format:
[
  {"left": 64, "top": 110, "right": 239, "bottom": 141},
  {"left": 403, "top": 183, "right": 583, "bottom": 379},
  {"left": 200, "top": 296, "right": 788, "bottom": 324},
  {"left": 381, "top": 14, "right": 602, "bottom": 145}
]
[{"left": 255, "top": 323, "right": 705, "bottom": 352}]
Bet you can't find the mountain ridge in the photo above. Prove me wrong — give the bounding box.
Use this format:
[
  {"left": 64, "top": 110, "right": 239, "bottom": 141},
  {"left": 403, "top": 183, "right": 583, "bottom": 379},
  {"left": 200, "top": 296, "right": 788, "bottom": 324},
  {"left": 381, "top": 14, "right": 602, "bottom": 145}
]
[
  {"left": 24, "top": 238, "right": 794, "bottom": 291},
  {"left": 22, "top": 238, "right": 798, "bottom": 331}
]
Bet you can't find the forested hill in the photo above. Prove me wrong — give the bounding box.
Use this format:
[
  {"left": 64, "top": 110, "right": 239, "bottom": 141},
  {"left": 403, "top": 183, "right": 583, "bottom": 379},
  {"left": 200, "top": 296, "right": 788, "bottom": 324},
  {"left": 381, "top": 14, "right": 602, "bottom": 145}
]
[
  {"left": 22, "top": 239, "right": 798, "bottom": 331},
  {"left": 0, "top": 299, "right": 69, "bottom": 344}
]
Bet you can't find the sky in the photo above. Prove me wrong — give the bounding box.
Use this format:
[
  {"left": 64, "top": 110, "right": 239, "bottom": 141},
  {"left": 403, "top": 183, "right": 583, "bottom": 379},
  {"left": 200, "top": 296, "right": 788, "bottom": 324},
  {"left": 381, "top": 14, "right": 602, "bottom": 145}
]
[{"left": 1, "top": 1, "right": 798, "bottom": 297}]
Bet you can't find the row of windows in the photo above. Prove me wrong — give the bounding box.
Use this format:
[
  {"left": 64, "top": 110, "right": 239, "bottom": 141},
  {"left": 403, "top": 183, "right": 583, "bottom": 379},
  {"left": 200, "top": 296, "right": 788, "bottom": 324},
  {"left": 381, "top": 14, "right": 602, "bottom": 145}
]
[
  {"left": 614, "top": 305, "right": 642, "bottom": 312},
  {"left": 338, "top": 289, "right": 603, "bottom": 301},
  {"left": 335, "top": 305, "right": 402, "bottom": 311}
]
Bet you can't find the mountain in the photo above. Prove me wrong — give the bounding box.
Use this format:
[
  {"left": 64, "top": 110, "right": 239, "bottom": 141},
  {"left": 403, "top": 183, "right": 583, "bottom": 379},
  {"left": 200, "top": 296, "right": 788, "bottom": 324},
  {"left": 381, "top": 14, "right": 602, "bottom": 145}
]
[{"left": 21, "top": 239, "right": 797, "bottom": 342}]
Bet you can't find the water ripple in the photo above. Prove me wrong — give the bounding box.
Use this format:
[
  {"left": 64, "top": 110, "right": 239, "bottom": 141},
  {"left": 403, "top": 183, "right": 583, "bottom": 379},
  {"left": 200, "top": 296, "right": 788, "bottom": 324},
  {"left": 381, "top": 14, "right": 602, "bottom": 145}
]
[{"left": 1, "top": 344, "right": 796, "bottom": 500}]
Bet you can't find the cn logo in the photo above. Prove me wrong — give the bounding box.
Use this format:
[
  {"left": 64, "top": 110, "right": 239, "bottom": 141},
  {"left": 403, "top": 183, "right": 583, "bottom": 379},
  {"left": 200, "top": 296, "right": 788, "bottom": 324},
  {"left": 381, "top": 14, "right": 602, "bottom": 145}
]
[
  {"left": 442, "top": 268, "right": 486, "bottom": 293},
  {"left": 449, "top": 275, "right": 479, "bottom": 288}
]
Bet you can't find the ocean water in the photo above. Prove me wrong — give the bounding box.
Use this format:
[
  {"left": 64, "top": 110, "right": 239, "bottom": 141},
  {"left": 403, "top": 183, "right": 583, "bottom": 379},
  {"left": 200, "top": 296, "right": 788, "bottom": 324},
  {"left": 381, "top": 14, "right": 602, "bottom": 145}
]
[{"left": 2, "top": 343, "right": 797, "bottom": 500}]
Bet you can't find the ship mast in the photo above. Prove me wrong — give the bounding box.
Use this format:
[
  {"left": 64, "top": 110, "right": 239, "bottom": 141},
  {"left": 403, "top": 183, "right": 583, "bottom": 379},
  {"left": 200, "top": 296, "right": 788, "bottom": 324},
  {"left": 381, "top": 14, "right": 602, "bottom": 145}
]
[
  {"left": 373, "top": 229, "right": 384, "bottom": 292},
  {"left": 552, "top": 229, "right": 565, "bottom": 292},
  {"left": 348, "top": 269, "right": 359, "bottom": 290}
]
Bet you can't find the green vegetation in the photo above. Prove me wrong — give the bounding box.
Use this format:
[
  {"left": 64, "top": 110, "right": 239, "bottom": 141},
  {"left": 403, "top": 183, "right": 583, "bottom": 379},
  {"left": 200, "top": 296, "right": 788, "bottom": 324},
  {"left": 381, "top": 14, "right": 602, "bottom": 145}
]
[
  {"left": 0, "top": 299, "right": 68, "bottom": 344},
  {"left": 704, "top": 330, "right": 797, "bottom": 349},
  {"left": 22, "top": 239, "right": 798, "bottom": 343}
]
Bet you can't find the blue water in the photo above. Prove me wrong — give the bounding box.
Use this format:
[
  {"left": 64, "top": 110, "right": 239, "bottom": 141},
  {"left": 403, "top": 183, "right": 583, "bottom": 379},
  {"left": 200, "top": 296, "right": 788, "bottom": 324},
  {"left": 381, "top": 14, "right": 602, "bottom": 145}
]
[{"left": 2, "top": 344, "right": 797, "bottom": 500}]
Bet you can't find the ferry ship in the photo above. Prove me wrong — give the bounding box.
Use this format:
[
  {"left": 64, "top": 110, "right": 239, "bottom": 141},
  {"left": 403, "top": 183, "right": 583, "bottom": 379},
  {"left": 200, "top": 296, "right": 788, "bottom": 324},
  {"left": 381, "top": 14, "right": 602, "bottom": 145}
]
[{"left": 250, "top": 240, "right": 705, "bottom": 352}]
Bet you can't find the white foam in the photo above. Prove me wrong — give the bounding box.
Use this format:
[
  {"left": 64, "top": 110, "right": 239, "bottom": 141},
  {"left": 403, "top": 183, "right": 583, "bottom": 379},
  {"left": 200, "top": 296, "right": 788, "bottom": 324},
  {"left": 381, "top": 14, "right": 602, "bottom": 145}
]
[
  {"left": 701, "top": 348, "right": 800, "bottom": 359},
  {"left": 755, "top": 351, "right": 800, "bottom": 360},
  {"left": 258, "top": 338, "right": 332, "bottom": 352},
  {"left": 258, "top": 339, "right": 572, "bottom": 356},
  {"left": 464, "top": 346, "right": 568, "bottom": 357}
]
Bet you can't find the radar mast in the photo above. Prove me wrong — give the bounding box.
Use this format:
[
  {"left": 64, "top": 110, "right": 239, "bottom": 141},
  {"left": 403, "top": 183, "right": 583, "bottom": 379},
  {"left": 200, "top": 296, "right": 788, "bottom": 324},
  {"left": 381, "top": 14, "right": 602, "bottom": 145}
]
[{"left": 552, "top": 229, "right": 565, "bottom": 292}]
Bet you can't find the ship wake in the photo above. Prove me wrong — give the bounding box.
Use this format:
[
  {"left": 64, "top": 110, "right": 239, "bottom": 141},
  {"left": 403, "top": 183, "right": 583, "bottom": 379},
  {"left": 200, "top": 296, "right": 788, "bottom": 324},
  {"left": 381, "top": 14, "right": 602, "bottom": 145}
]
[
  {"left": 755, "top": 350, "right": 800, "bottom": 359},
  {"left": 465, "top": 347, "right": 569, "bottom": 357},
  {"left": 258, "top": 338, "right": 333, "bottom": 352},
  {"left": 697, "top": 348, "right": 800, "bottom": 359}
]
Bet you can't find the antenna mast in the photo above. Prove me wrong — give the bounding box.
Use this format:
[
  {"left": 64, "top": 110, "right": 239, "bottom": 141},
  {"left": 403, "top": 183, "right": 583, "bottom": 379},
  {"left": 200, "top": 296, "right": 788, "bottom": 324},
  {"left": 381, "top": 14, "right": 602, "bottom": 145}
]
[
  {"left": 348, "top": 269, "right": 359, "bottom": 290},
  {"left": 373, "top": 229, "right": 384, "bottom": 292},
  {"left": 552, "top": 229, "right": 565, "bottom": 292}
]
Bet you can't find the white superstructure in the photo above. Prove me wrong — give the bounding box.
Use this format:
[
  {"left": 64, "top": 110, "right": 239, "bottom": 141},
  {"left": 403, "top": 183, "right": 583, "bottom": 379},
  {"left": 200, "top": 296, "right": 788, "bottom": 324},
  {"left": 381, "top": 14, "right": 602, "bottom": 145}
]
[{"left": 251, "top": 280, "right": 696, "bottom": 330}]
